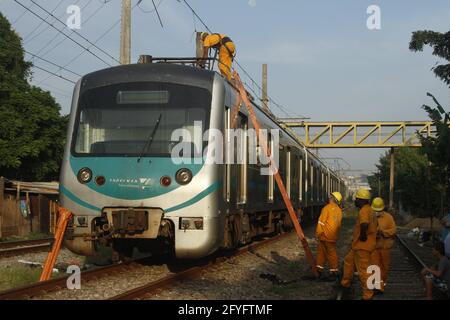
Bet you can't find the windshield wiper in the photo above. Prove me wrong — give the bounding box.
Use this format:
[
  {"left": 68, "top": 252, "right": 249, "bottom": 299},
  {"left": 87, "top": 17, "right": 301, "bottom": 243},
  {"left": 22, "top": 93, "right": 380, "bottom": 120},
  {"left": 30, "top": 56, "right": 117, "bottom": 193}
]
[{"left": 137, "top": 113, "right": 162, "bottom": 163}]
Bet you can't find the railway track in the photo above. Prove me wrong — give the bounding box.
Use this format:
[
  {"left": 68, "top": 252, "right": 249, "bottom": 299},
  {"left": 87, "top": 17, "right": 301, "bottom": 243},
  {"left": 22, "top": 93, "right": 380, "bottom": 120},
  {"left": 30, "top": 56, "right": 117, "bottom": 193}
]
[
  {"left": 0, "top": 238, "right": 54, "bottom": 258},
  {"left": 108, "top": 232, "right": 292, "bottom": 300},
  {"left": 0, "top": 232, "right": 291, "bottom": 300},
  {"left": 374, "top": 235, "right": 426, "bottom": 300},
  {"left": 0, "top": 257, "right": 151, "bottom": 300}
]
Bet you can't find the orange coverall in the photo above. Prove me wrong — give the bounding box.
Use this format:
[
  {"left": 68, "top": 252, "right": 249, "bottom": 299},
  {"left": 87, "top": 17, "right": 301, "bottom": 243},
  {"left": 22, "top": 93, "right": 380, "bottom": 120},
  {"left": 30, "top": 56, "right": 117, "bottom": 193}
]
[
  {"left": 203, "top": 34, "right": 236, "bottom": 80},
  {"left": 341, "top": 204, "right": 378, "bottom": 300},
  {"left": 315, "top": 202, "right": 343, "bottom": 274},
  {"left": 370, "top": 211, "right": 396, "bottom": 292}
]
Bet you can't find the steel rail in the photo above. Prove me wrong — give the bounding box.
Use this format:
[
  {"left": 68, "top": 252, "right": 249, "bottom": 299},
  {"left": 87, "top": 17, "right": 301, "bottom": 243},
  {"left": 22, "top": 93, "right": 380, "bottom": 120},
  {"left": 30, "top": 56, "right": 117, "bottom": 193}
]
[{"left": 109, "top": 232, "right": 293, "bottom": 300}]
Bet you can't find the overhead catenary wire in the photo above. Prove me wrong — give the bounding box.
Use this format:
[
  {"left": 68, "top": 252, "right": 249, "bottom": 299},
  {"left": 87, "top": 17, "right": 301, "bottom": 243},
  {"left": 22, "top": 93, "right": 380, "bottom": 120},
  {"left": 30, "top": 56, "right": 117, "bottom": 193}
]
[
  {"left": 11, "top": 7, "right": 28, "bottom": 25},
  {"left": 32, "top": 65, "right": 76, "bottom": 84},
  {"left": 36, "top": 0, "right": 109, "bottom": 58},
  {"left": 35, "top": 2, "right": 139, "bottom": 87},
  {"left": 28, "top": 0, "right": 120, "bottom": 64},
  {"left": 22, "top": 0, "right": 66, "bottom": 43},
  {"left": 180, "top": 0, "right": 308, "bottom": 120},
  {"left": 13, "top": 0, "right": 114, "bottom": 67},
  {"left": 0, "top": 39, "right": 82, "bottom": 80},
  {"left": 24, "top": 49, "right": 82, "bottom": 77}
]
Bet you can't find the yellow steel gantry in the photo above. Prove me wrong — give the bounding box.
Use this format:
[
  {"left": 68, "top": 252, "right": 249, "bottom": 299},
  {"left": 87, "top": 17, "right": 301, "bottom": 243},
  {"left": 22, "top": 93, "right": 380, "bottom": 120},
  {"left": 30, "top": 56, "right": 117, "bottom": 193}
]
[{"left": 280, "top": 121, "right": 448, "bottom": 148}]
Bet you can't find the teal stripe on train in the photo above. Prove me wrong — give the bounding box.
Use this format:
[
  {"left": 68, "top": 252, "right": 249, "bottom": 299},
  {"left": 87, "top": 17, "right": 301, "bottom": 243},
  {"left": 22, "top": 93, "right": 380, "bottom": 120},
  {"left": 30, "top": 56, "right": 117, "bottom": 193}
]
[
  {"left": 70, "top": 156, "right": 203, "bottom": 200},
  {"left": 59, "top": 182, "right": 220, "bottom": 214}
]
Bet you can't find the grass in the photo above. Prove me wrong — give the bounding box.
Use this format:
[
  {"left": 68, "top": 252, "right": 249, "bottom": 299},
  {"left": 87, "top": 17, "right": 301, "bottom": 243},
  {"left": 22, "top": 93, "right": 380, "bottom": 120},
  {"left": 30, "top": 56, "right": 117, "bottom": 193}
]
[
  {"left": 0, "top": 232, "right": 52, "bottom": 243},
  {"left": 0, "top": 266, "right": 42, "bottom": 291}
]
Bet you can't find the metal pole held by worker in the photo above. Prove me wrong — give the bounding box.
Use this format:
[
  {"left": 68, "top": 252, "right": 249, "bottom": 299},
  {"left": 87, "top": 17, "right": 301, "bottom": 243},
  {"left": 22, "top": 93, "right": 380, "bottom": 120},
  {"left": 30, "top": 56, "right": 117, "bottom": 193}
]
[
  {"left": 233, "top": 71, "right": 318, "bottom": 278},
  {"left": 39, "top": 207, "right": 73, "bottom": 281}
]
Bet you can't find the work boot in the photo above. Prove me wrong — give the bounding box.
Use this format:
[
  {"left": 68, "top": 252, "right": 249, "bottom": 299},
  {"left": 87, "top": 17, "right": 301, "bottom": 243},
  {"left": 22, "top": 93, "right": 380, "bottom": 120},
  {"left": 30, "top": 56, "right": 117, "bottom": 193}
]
[{"left": 335, "top": 284, "right": 353, "bottom": 300}]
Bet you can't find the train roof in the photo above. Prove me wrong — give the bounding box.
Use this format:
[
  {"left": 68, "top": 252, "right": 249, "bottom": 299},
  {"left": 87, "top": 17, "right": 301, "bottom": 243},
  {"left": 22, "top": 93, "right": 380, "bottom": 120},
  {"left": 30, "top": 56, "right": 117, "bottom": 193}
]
[{"left": 79, "top": 63, "right": 216, "bottom": 94}]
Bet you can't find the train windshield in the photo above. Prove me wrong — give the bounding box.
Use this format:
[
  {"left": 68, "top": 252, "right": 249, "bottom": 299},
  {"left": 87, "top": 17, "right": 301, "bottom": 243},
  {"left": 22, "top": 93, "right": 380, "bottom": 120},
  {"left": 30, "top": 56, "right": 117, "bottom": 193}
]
[{"left": 72, "top": 82, "right": 211, "bottom": 157}]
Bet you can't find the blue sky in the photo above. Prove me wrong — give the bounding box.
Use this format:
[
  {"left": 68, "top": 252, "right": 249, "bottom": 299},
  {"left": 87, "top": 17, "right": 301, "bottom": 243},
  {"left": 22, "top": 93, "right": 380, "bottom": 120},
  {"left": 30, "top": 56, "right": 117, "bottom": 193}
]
[{"left": 1, "top": 0, "right": 449, "bottom": 173}]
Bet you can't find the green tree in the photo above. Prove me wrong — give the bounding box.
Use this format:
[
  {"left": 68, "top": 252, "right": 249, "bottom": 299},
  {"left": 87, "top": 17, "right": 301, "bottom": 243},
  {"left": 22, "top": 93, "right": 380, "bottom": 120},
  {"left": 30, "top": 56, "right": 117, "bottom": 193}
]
[
  {"left": 419, "top": 94, "right": 450, "bottom": 216},
  {"left": 0, "top": 13, "right": 68, "bottom": 181},
  {"left": 368, "top": 148, "right": 429, "bottom": 216},
  {"left": 409, "top": 30, "right": 450, "bottom": 87},
  {"left": 410, "top": 29, "right": 450, "bottom": 216}
]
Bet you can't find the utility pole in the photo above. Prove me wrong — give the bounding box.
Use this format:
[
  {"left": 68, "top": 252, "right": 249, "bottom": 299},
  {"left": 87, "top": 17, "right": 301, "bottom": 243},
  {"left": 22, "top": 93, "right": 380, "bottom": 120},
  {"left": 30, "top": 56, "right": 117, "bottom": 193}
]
[
  {"left": 196, "top": 32, "right": 204, "bottom": 59},
  {"left": 120, "top": 0, "right": 131, "bottom": 65},
  {"left": 389, "top": 148, "right": 395, "bottom": 211},
  {"left": 262, "top": 64, "right": 269, "bottom": 112}
]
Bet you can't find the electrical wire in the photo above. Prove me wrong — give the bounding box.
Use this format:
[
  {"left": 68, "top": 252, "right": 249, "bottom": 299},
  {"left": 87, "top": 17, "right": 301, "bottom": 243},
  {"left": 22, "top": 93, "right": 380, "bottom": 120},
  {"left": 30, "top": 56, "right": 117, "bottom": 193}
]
[
  {"left": 180, "top": 0, "right": 308, "bottom": 119},
  {"left": 37, "top": 0, "right": 108, "bottom": 58},
  {"left": 35, "top": 1, "right": 141, "bottom": 86},
  {"left": 22, "top": 0, "right": 66, "bottom": 43},
  {"left": 32, "top": 65, "right": 76, "bottom": 84},
  {"left": 27, "top": 0, "right": 120, "bottom": 64},
  {"left": 13, "top": 0, "right": 114, "bottom": 66},
  {"left": 24, "top": 49, "right": 82, "bottom": 77}
]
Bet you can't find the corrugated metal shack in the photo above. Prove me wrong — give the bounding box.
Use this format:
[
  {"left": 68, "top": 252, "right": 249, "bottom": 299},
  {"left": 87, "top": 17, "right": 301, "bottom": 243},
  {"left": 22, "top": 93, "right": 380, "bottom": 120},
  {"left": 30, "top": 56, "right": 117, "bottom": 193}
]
[{"left": 0, "top": 177, "right": 59, "bottom": 239}]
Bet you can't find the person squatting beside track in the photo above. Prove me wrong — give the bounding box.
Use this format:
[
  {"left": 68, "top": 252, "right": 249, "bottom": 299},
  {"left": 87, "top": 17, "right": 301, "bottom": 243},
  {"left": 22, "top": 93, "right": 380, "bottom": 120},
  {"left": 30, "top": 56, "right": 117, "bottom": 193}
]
[
  {"left": 315, "top": 192, "right": 343, "bottom": 281},
  {"left": 370, "top": 197, "right": 397, "bottom": 295},
  {"left": 338, "top": 188, "right": 378, "bottom": 300}
]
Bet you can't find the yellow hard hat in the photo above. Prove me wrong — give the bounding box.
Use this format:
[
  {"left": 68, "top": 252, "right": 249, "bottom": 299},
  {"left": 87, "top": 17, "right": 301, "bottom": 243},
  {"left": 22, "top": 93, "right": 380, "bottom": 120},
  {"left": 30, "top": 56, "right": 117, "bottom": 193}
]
[
  {"left": 331, "top": 192, "right": 343, "bottom": 203},
  {"left": 371, "top": 197, "right": 385, "bottom": 212},
  {"left": 200, "top": 32, "right": 209, "bottom": 39},
  {"left": 355, "top": 188, "right": 371, "bottom": 200}
]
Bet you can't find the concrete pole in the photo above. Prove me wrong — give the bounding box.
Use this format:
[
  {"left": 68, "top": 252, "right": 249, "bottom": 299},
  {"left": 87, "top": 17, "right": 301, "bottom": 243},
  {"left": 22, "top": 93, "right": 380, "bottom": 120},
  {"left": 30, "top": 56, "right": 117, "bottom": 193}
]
[
  {"left": 262, "top": 64, "right": 269, "bottom": 112},
  {"left": 389, "top": 148, "right": 395, "bottom": 210},
  {"left": 120, "top": 0, "right": 131, "bottom": 65},
  {"left": 196, "top": 32, "right": 204, "bottom": 59}
]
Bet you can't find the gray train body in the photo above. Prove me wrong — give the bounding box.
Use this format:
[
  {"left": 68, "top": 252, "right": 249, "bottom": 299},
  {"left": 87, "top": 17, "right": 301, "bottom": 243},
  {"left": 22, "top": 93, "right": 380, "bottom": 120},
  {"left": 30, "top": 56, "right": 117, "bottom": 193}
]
[{"left": 59, "top": 63, "right": 346, "bottom": 259}]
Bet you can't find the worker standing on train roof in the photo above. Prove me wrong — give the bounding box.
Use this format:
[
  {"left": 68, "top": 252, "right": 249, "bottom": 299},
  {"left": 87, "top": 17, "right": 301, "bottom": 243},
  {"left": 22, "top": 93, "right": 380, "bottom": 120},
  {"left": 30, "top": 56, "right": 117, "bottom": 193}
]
[
  {"left": 338, "top": 188, "right": 378, "bottom": 300},
  {"left": 370, "top": 197, "right": 397, "bottom": 295},
  {"left": 315, "top": 192, "right": 343, "bottom": 281},
  {"left": 200, "top": 32, "right": 236, "bottom": 81}
]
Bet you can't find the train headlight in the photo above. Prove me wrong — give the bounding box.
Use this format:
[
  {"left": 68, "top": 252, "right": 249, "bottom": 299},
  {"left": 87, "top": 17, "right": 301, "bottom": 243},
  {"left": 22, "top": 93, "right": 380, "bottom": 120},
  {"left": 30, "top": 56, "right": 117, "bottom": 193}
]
[
  {"left": 175, "top": 168, "right": 193, "bottom": 185},
  {"left": 77, "top": 168, "right": 92, "bottom": 184}
]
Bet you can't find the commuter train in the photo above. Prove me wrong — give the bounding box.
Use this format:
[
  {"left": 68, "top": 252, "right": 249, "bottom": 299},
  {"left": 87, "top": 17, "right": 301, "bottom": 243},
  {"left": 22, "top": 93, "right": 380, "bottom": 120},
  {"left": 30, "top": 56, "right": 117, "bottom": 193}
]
[{"left": 60, "top": 61, "right": 347, "bottom": 259}]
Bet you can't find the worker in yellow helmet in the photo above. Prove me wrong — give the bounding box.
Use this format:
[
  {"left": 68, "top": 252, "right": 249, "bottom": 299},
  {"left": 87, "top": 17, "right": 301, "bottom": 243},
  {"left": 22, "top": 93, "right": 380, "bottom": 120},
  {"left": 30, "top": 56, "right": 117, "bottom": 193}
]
[
  {"left": 201, "top": 32, "right": 236, "bottom": 80},
  {"left": 370, "top": 197, "right": 397, "bottom": 295},
  {"left": 315, "top": 192, "right": 343, "bottom": 281},
  {"left": 338, "top": 188, "right": 378, "bottom": 300}
]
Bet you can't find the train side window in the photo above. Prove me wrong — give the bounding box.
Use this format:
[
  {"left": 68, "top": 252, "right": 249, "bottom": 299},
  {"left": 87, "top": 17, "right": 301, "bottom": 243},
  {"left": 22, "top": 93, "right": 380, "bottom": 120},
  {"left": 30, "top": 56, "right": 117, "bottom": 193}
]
[
  {"left": 286, "top": 148, "right": 291, "bottom": 198},
  {"left": 237, "top": 113, "right": 248, "bottom": 205},
  {"left": 310, "top": 163, "right": 314, "bottom": 202},
  {"left": 224, "top": 107, "right": 231, "bottom": 202},
  {"left": 267, "top": 132, "right": 274, "bottom": 203},
  {"left": 299, "top": 155, "right": 303, "bottom": 203}
]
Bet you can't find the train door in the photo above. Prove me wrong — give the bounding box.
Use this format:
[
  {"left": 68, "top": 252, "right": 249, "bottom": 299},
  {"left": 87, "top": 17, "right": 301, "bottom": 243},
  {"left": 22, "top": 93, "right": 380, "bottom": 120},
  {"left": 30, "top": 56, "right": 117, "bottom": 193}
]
[{"left": 304, "top": 151, "right": 308, "bottom": 208}]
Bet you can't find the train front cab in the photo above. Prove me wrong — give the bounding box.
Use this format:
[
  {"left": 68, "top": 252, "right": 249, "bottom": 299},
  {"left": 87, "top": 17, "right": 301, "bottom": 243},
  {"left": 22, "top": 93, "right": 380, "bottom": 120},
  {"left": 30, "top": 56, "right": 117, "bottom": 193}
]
[{"left": 59, "top": 64, "right": 226, "bottom": 259}]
